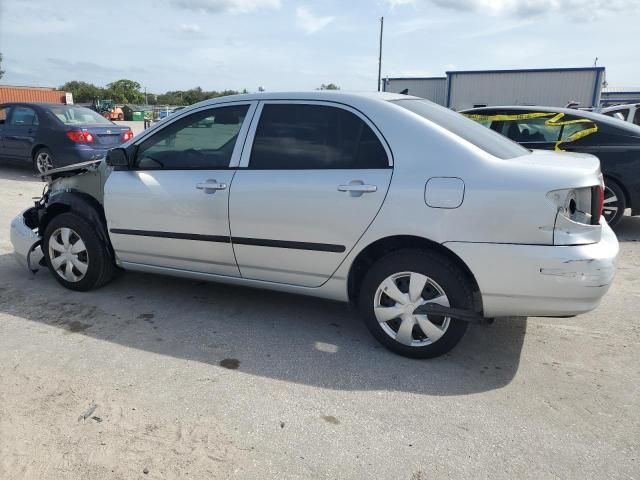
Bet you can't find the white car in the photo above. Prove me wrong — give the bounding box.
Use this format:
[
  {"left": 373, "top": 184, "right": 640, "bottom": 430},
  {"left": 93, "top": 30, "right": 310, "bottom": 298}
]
[
  {"left": 10, "top": 92, "right": 619, "bottom": 358},
  {"left": 601, "top": 103, "right": 640, "bottom": 126}
]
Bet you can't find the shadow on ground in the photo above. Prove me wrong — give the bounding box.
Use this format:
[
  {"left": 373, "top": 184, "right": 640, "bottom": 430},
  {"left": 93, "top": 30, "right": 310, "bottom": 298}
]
[
  {"left": 615, "top": 215, "right": 640, "bottom": 242},
  {"left": 0, "top": 253, "right": 526, "bottom": 396},
  {"left": 0, "top": 163, "right": 41, "bottom": 182}
]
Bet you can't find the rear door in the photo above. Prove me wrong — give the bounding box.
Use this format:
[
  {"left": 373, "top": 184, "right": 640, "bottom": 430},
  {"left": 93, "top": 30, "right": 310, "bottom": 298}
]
[
  {"left": 3, "top": 106, "right": 39, "bottom": 159},
  {"left": 0, "top": 106, "right": 10, "bottom": 158},
  {"left": 229, "top": 101, "right": 393, "bottom": 287},
  {"left": 105, "top": 102, "right": 255, "bottom": 276}
]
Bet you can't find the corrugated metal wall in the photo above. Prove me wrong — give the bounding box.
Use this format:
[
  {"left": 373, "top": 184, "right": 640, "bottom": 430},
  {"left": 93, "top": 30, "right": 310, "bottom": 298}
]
[
  {"left": 447, "top": 69, "right": 602, "bottom": 110},
  {"left": 0, "top": 86, "right": 66, "bottom": 104},
  {"left": 383, "top": 78, "right": 447, "bottom": 105},
  {"left": 601, "top": 89, "right": 640, "bottom": 106}
]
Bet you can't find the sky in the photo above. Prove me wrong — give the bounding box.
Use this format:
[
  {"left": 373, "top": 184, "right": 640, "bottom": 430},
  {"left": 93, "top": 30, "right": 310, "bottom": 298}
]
[{"left": 0, "top": 0, "right": 638, "bottom": 93}]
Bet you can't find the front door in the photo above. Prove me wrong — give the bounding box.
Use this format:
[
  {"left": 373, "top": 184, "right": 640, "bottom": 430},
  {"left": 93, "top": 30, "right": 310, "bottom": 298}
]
[
  {"left": 104, "top": 102, "right": 255, "bottom": 276},
  {"left": 3, "top": 105, "right": 39, "bottom": 160},
  {"left": 229, "top": 101, "right": 393, "bottom": 287}
]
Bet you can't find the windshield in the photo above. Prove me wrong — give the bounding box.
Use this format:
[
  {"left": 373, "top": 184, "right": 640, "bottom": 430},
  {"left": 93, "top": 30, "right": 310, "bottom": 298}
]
[
  {"left": 391, "top": 99, "right": 529, "bottom": 159},
  {"left": 47, "top": 105, "right": 113, "bottom": 125}
]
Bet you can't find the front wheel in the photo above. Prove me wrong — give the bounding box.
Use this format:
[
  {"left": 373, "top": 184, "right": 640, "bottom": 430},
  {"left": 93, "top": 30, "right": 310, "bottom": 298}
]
[
  {"left": 358, "top": 250, "right": 474, "bottom": 358},
  {"left": 43, "top": 212, "right": 116, "bottom": 291}
]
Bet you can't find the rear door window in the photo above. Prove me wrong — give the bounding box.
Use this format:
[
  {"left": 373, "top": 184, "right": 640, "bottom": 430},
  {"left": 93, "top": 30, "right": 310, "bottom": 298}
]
[
  {"left": 135, "top": 104, "right": 249, "bottom": 170},
  {"left": 604, "top": 109, "right": 629, "bottom": 121},
  {"left": 504, "top": 117, "right": 561, "bottom": 143},
  {"left": 249, "top": 103, "right": 389, "bottom": 169},
  {"left": 633, "top": 108, "right": 640, "bottom": 126},
  {"left": 9, "top": 106, "right": 39, "bottom": 126}
]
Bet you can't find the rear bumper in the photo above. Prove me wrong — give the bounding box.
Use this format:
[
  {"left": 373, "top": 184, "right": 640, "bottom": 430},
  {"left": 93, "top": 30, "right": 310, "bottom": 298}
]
[
  {"left": 445, "top": 222, "right": 619, "bottom": 317},
  {"left": 10, "top": 210, "right": 43, "bottom": 271},
  {"left": 57, "top": 145, "right": 109, "bottom": 167}
]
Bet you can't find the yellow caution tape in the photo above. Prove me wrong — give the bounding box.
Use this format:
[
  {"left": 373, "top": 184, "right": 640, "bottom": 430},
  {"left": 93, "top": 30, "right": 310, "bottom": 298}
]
[{"left": 463, "top": 112, "right": 598, "bottom": 151}]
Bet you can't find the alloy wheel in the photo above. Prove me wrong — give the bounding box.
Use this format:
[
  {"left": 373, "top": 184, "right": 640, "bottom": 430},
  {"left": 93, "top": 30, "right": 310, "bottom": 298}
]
[
  {"left": 48, "top": 227, "right": 89, "bottom": 282},
  {"left": 373, "top": 271, "right": 451, "bottom": 347},
  {"left": 36, "top": 152, "right": 53, "bottom": 173},
  {"left": 602, "top": 185, "right": 620, "bottom": 224}
]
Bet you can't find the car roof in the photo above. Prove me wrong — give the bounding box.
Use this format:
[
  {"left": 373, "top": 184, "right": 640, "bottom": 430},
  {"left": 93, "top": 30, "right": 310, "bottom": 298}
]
[
  {"left": 463, "top": 104, "right": 640, "bottom": 134},
  {"left": 190, "top": 90, "right": 418, "bottom": 108},
  {"left": 0, "top": 102, "right": 92, "bottom": 109}
]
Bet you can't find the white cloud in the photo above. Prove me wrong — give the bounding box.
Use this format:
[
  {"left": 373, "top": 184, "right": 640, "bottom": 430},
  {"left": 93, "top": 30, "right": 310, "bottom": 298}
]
[
  {"left": 295, "top": 7, "right": 335, "bottom": 34},
  {"left": 178, "top": 23, "right": 201, "bottom": 33},
  {"left": 171, "top": 0, "right": 281, "bottom": 14},
  {"left": 386, "top": 0, "right": 639, "bottom": 19}
]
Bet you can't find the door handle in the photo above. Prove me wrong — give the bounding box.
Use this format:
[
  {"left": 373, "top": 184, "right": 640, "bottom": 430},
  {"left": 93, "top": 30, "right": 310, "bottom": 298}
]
[
  {"left": 196, "top": 180, "right": 227, "bottom": 193},
  {"left": 338, "top": 183, "right": 377, "bottom": 194}
]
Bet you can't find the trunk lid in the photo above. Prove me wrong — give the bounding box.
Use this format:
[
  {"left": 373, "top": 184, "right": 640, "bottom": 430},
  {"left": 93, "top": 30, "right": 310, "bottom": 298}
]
[{"left": 72, "top": 125, "right": 130, "bottom": 147}]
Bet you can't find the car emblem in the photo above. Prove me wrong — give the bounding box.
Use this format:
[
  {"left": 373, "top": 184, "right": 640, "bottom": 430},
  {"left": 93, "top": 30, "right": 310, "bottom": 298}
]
[{"left": 106, "top": 130, "right": 111, "bottom": 134}]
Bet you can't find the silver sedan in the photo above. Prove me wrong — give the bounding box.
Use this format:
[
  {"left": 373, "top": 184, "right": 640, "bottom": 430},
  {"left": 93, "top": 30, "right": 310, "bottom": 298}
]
[{"left": 11, "top": 92, "right": 619, "bottom": 358}]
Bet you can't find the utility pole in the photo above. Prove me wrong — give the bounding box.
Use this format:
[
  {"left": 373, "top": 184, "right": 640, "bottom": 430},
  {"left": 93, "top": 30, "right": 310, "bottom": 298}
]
[{"left": 378, "top": 17, "right": 384, "bottom": 92}]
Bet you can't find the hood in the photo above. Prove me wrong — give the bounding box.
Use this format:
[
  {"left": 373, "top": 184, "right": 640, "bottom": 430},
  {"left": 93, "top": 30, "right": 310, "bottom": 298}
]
[{"left": 41, "top": 158, "right": 104, "bottom": 181}]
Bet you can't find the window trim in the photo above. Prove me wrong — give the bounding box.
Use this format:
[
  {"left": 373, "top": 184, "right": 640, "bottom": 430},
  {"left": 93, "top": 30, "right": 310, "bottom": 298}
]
[
  {"left": 238, "top": 100, "right": 393, "bottom": 169},
  {"left": 130, "top": 102, "right": 257, "bottom": 171}
]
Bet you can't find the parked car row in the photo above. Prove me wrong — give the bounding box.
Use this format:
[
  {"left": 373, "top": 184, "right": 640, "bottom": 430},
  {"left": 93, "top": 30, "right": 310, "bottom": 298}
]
[
  {"left": 10, "top": 92, "right": 619, "bottom": 358},
  {"left": 0, "top": 102, "right": 133, "bottom": 174},
  {"left": 462, "top": 105, "right": 640, "bottom": 227}
]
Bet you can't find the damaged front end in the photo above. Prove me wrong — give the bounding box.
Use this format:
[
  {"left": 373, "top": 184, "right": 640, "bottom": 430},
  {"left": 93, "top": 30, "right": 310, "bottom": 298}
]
[
  {"left": 10, "top": 158, "right": 107, "bottom": 273},
  {"left": 10, "top": 201, "right": 45, "bottom": 272}
]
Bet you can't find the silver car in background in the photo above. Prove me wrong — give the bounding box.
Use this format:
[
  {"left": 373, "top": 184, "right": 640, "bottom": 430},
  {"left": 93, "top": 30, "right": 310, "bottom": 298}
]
[{"left": 11, "top": 92, "right": 619, "bottom": 358}]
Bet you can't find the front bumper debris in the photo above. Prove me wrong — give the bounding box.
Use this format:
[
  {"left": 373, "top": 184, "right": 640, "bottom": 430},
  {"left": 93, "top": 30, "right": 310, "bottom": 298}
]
[{"left": 10, "top": 209, "right": 43, "bottom": 272}]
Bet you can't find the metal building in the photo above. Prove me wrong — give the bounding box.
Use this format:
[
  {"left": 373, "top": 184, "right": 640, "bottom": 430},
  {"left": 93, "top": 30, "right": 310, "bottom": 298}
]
[
  {"left": 601, "top": 87, "right": 640, "bottom": 106},
  {"left": 445, "top": 67, "right": 605, "bottom": 110},
  {"left": 382, "top": 77, "right": 447, "bottom": 105},
  {"left": 383, "top": 67, "right": 606, "bottom": 111}
]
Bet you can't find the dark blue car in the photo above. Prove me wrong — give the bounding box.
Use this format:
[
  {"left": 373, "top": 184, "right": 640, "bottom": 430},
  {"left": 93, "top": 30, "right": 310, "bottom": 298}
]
[{"left": 0, "top": 102, "right": 133, "bottom": 173}]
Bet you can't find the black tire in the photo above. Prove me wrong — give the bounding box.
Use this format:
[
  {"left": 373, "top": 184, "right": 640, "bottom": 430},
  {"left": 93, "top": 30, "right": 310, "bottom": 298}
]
[
  {"left": 358, "top": 249, "right": 473, "bottom": 359},
  {"left": 43, "top": 212, "right": 116, "bottom": 291},
  {"left": 33, "top": 147, "right": 54, "bottom": 174},
  {"left": 603, "top": 180, "right": 626, "bottom": 228}
]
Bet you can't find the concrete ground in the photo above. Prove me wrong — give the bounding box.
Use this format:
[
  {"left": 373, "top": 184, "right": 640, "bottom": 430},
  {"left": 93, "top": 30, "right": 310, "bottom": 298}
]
[{"left": 0, "top": 164, "right": 638, "bottom": 479}]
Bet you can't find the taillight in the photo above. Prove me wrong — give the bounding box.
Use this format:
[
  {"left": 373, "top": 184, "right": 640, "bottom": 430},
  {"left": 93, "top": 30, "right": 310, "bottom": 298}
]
[
  {"left": 591, "top": 185, "right": 604, "bottom": 225},
  {"left": 66, "top": 131, "right": 94, "bottom": 143},
  {"left": 122, "top": 130, "right": 134, "bottom": 141}
]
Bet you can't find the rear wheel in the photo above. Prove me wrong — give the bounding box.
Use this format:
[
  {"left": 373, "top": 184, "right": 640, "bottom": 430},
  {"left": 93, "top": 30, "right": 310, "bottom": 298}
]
[
  {"left": 33, "top": 147, "right": 54, "bottom": 174},
  {"left": 603, "top": 180, "right": 626, "bottom": 228},
  {"left": 358, "top": 249, "right": 473, "bottom": 358},
  {"left": 43, "top": 212, "right": 116, "bottom": 291}
]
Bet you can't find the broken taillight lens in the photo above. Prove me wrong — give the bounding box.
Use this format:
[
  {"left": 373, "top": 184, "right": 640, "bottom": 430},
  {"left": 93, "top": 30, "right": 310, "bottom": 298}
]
[{"left": 547, "top": 186, "right": 603, "bottom": 245}]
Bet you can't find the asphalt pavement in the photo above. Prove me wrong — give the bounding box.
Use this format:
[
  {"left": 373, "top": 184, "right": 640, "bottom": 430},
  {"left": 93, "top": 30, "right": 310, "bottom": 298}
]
[{"left": 0, "top": 164, "right": 638, "bottom": 479}]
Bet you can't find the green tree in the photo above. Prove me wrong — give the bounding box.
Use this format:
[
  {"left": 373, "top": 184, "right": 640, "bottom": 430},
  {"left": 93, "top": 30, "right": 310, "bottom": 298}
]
[
  {"left": 318, "top": 83, "right": 340, "bottom": 90},
  {"left": 104, "top": 79, "right": 144, "bottom": 104},
  {"left": 59, "top": 81, "right": 104, "bottom": 103},
  {"left": 0, "top": 53, "right": 5, "bottom": 80}
]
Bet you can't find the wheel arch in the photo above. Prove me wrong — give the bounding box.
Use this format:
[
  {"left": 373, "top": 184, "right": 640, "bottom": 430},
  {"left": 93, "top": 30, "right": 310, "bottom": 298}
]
[
  {"left": 347, "top": 235, "right": 483, "bottom": 314},
  {"left": 31, "top": 144, "right": 48, "bottom": 159},
  {"left": 40, "top": 191, "right": 115, "bottom": 260}
]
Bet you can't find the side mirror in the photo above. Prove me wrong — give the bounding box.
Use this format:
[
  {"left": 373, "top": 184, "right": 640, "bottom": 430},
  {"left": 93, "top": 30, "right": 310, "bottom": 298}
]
[{"left": 106, "top": 147, "right": 129, "bottom": 167}]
